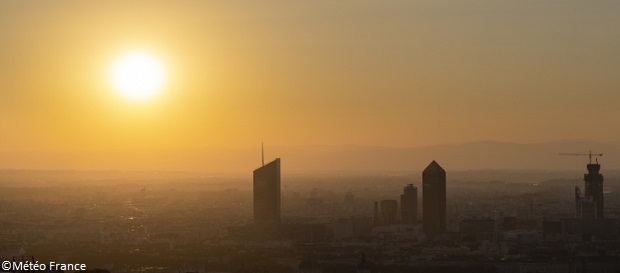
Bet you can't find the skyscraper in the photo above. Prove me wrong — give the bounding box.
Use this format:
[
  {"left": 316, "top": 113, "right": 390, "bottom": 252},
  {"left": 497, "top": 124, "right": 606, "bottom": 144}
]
[
  {"left": 380, "top": 200, "right": 398, "bottom": 226},
  {"left": 253, "top": 158, "right": 281, "bottom": 226},
  {"left": 401, "top": 184, "right": 418, "bottom": 225},
  {"left": 423, "top": 160, "right": 446, "bottom": 238},
  {"left": 576, "top": 161, "right": 605, "bottom": 219},
  {"left": 373, "top": 200, "right": 398, "bottom": 226}
]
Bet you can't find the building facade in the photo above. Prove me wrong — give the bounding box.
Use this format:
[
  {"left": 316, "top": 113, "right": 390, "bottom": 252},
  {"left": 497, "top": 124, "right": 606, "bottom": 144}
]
[
  {"left": 253, "top": 158, "right": 281, "bottom": 226},
  {"left": 401, "top": 184, "right": 418, "bottom": 225},
  {"left": 576, "top": 162, "right": 604, "bottom": 219},
  {"left": 423, "top": 160, "right": 446, "bottom": 238}
]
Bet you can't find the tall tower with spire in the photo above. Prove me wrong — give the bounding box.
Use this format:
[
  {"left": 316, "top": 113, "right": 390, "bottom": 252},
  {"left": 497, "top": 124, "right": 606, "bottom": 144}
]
[
  {"left": 253, "top": 144, "right": 281, "bottom": 226},
  {"left": 423, "top": 160, "right": 446, "bottom": 238}
]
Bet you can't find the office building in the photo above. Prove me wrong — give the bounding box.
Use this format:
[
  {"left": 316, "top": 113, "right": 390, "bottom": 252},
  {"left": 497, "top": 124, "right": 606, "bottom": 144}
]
[
  {"left": 253, "top": 158, "right": 281, "bottom": 226},
  {"left": 423, "top": 160, "right": 446, "bottom": 238},
  {"left": 373, "top": 200, "right": 398, "bottom": 226},
  {"left": 400, "top": 184, "right": 418, "bottom": 225},
  {"left": 380, "top": 200, "right": 398, "bottom": 226},
  {"left": 576, "top": 161, "right": 605, "bottom": 219}
]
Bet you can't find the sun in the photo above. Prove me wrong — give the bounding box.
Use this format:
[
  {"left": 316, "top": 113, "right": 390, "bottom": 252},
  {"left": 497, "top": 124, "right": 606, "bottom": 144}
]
[{"left": 110, "top": 51, "right": 166, "bottom": 101}]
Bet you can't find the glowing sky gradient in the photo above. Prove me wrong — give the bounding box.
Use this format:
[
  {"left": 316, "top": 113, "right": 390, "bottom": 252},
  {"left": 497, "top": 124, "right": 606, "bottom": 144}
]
[{"left": 1, "top": 1, "right": 619, "bottom": 171}]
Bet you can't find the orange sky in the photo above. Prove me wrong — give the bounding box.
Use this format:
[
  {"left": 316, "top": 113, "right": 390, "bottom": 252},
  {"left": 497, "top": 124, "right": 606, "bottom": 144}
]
[{"left": 1, "top": 1, "right": 619, "bottom": 171}]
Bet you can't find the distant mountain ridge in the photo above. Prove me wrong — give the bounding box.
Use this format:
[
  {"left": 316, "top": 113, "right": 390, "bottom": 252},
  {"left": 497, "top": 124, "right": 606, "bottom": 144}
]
[
  {"left": 1, "top": 140, "right": 618, "bottom": 174},
  {"left": 264, "top": 140, "right": 620, "bottom": 174}
]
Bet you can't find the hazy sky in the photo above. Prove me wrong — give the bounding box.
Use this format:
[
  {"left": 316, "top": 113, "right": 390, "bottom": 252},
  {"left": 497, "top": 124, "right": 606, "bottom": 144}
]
[{"left": 1, "top": 1, "right": 619, "bottom": 171}]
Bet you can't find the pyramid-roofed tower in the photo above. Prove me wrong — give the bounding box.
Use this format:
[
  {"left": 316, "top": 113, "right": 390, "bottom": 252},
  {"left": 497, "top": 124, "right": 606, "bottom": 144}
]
[{"left": 423, "top": 160, "right": 446, "bottom": 238}]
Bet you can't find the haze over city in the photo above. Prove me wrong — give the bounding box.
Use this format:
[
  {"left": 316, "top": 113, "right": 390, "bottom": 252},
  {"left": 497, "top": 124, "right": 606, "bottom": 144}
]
[
  {"left": 2, "top": 1, "right": 620, "bottom": 172},
  {"left": 3, "top": 2, "right": 620, "bottom": 273}
]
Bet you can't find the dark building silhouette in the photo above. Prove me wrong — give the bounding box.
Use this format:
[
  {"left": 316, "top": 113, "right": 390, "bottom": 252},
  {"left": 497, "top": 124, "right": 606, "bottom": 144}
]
[
  {"left": 253, "top": 158, "right": 281, "bottom": 226},
  {"left": 459, "top": 218, "right": 496, "bottom": 242},
  {"left": 542, "top": 220, "right": 562, "bottom": 240},
  {"left": 575, "top": 161, "right": 604, "bottom": 219},
  {"left": 584, "top": 162, "right": 604, "bottom": 218},
  {"left": 380, "top": 200, "right": 398, "bottom": 226},
  {"left": 423, "top": 160, "right": 446, "bottom": 238},
  {"left": 574, "top": 186, "right": 582, "bottom": 218},
  {"left": 459, "top": 218, "right": 496, "bottom": 234},
  {"left": 400, "top": 184, "right": 418, "bottom": 225},
  {"left": 560, "top": 218, "right": 618, "bottom": 241},
  {"left": 373, "top": 200, "right": 398, "bottom": 226},
  {"left": 373, "top": 201, "right": 380, "bottom": 226}
]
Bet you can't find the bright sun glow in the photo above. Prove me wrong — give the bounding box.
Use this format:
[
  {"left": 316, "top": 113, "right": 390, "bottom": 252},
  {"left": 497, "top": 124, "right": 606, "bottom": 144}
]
[{"left": 110, "top": 52, "right": 166, "bottom": 101}]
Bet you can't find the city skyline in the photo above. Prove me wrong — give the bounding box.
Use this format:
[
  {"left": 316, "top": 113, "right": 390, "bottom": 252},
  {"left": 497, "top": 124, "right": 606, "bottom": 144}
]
[{"left": 1, "top": 1, "right": 619, "bottom": 272}]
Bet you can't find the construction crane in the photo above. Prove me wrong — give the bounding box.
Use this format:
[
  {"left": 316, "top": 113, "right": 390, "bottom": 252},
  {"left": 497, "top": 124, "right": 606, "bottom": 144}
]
[{"left": 559, "top": 150, "right": 603, "bottom": 164}]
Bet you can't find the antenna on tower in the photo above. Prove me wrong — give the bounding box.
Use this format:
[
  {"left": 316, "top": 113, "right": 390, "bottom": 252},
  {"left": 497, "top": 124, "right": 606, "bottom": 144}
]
[{"left": 261, "top": 142, "right": 264, "bottom": 166}]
